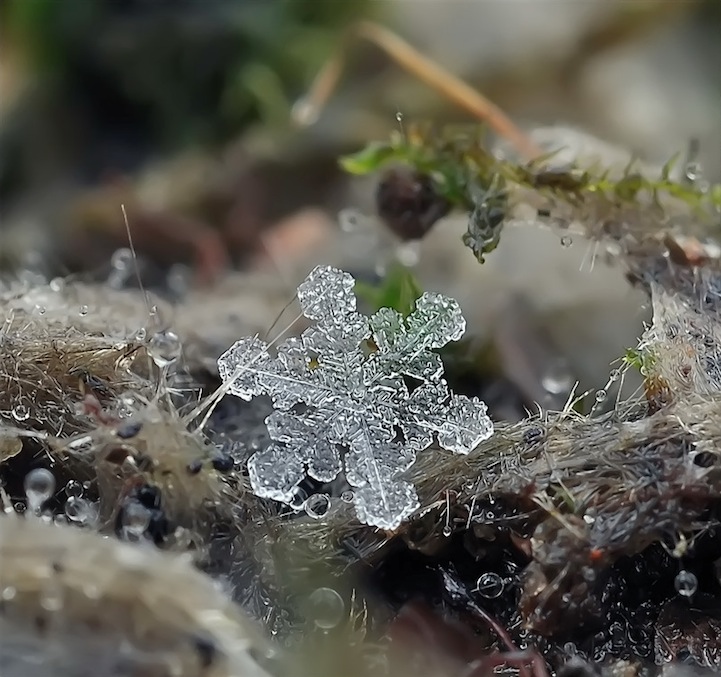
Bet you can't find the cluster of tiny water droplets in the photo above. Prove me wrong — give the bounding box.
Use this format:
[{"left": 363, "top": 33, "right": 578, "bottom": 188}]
[{"left": 63, "top": 481, "right": 98, "bottom": 526}]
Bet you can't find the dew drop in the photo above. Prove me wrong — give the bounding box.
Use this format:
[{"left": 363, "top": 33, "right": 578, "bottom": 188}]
[
  {"left": 111, "top": 247, "right": 134, "bottom": 272},
  {"left": 476, "top": 572, "right": 504, "bottom": 599},
  {"left": 1, "top": 586, "right": 17, "bottom": 601},
  {"left": 339, "top": 208, "right": 360, "bottom": 233},
  {"left": 64, "top": 496, "right": 98, "bottom": 525},
  {"left": 291, "top": 96, "right": 319, "bottom": 126},
  {"left": 684, "top": 162, "right": 702, "bottom": 182},
  {"left": 442, "top": 525, "right": 452, "bottom": 537},
  {"left": 40, "top": 585, "right": 63, "bottom": 612},
  {"left": 65, "top": 480, "right": 83, "bottom": 498},
  {"left": 609, "top": 368, "right": 622, "bottom": 382},
  {"left": 307, "top": 587, "right": 345, "bottom": 630},
  {"left": 675, "top": 570, "right": 697, "bottom": 597},
  {"left": 121, "top": 501, "right": 151, "bottom": 539},
  {"left": 541, "top": 358, "right": 573, "bottom": 395},
  {"left": 148, "top": 329, "right": 182, "bottom": 368},
  {"left": 24, "top": 468, "right": 55, "bottom": 513},
  {"left": 78, "top": 305, "right": 89, "bottom": 317},
  {"left": 305, "top": 493, "right": 331, "bottom": 519},
  {"left": 34, "top": 304, "right": 46, "bottom": 315},
  {"left": 595, "top": 389, "right": 607, "bottom": 403},
  {"left": 12, "top": 403, "right": 30, "bottom": 422},
  {"left": 49, "top": 277, "right": 65, "bottom": 293},
  {"left": 340, "top": 490, "right": 354, "bottom": 503},
  {"left": 395, "top": 240, "right": 421, "bottom": 267},
  {"left": 395, "top": 111, "right": 404, "bottom": 124},
  {"left": 561, "top": 235, "right": 573, "bottom": 248}
]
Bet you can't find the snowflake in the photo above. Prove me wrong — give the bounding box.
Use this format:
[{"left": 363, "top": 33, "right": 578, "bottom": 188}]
[{"left": 218, "top": 265, "right": 494, "bottom": 530}]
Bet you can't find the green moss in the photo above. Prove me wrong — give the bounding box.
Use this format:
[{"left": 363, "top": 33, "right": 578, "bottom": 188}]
[{"left": 341, "top": 125, "right": 721, "bottom": 262}]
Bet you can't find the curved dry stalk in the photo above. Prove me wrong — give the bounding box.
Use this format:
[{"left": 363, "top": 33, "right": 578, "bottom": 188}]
[{"left": 293, "top": 20, "right": 543, "bottom": 161}]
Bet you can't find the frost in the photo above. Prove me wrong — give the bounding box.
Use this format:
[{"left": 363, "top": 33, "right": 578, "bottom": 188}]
[{"left": 218, "top": 265, "right": 494, "bottom": 530}]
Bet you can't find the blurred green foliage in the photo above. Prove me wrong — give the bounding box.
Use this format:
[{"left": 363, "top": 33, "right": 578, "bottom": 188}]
[
  {"left": 354, "top": 263, "right": 423, "bottom": 318},
  {"left": 1, "top": 0, "right": 371, "bottom": 148}
]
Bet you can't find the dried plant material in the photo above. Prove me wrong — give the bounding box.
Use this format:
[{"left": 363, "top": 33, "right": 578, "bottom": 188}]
[
  {"left": 0, "top": 433, "right": 22, "bottom": 463},
  {"left": 0, "top": 515, "right": 272, "bottom": 677}
]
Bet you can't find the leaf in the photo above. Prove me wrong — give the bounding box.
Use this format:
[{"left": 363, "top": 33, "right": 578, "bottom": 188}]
[
  {"left": 339, "top": 143, "right": 399, "bottom": 175},
  {"left": 355, "top": 264, "right": 423, "bottom": 318}
]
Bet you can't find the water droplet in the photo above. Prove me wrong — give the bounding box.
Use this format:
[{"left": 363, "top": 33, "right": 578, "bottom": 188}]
[
  {"left": 291, "top": 96, "right": 319, "bottom": 126},
  {"left": 12, "top": 403, "right": 30, "bottom": 421},
  {"left": 65, "top": 480, "right": 83, "bottom": 498},
  {"left": 442, "top": 525, "right": 453, "bottom": 537},
  {"left": 561, "top": 235, "right": 573, "bottom": 248},
  {"left": 675, "top": 570, "right": 697, "bottom": 597},
  {"left": 34, "top": 305, "right": 46, "bottom": 315},
  {"left": 582, "top": 567, "right": 596, "bottom": 583},
  {"left": 476, "top": 572, "right": 504, "bottom": 598},
  {"left": 395, "top": 111, "right": 404, "bottom": 124},
  {"left": 595, "top": 389, "right": 607, "bottom": 403},
  {"left": 121, "top": 501, "right": 150, "bottom": 539},
  {"left": 78, "top": 305, "right": 89, "bottom": 317},
  {"left": 609, "top": 368, "right": 622, "bottom": 382},
  {"left": 305, "top": 493, "right": 331, "bottom": 519},
  {"left": 541, "top": 358, "right": 573, "bottom": 395},
  {"left": 40, "top": 585, "right": 63, "bottom": 612},
  {"left": 64, "top": 497, "right": 98, "bottom": 525},
  {"left": 307, "top": 587, "right": 345, "bottom": 630},
  {"left": 133, "top": 327, "right": 147, "bottom": 342},
  {"left": 339, "top": 209, "right": 360, "bottom": 233},
  {"left": 395, "top": 240, "right": 421, "bottom": 267},
  {"left": 340, "top": 490, "right": 354, "bottom": 503},
  {"left": 111, "top": 247, "right": 134, "bottom": 272},
  {"left": 685, "top": 162, "right": 702, "bottom": 182},
  {"left": 24, "top": 468, "right": 55, "bottom": 513},
  {"left": 49, "top": 277, "right": 65, "bottom": 293},
  {"left": 1, "top": 586, "right": 17, "bottom": 601},
  {"left": 148, "top": 330, "right": 182, "bottom": 368}
]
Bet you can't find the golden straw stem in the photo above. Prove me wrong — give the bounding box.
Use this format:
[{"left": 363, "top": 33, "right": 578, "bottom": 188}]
[{"left": 294, "top": 21, "right": 542, "bottom": 161}]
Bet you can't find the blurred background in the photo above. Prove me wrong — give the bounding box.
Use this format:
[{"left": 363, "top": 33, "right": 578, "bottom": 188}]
[{"left": 0, "top": 0, "right": 719, "bottom": 408}]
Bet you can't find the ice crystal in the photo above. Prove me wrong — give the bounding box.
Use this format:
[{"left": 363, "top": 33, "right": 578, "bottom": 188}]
[{"left": 218, "top": 265, "right": 494, "bottom": 529}]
